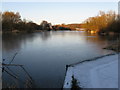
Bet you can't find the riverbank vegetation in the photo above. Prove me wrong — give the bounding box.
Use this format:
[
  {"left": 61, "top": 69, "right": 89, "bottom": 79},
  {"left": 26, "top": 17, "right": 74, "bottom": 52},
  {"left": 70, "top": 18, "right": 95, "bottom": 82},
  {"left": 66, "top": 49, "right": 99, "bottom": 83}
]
[
  {"left": 53, "top": 24, "right": 82, "bottom": 30},
  {"left": 1, "top": 11, "right": 71, "bottom": 33},
  {"left": 2, "top": 11, "right": 41, "bottom": 33},
  {"left": 82, "top": 11, "right": 120, "bottom": 35},
  {"left": 1, "top": 10, "right": 120, "bottom": 34}
]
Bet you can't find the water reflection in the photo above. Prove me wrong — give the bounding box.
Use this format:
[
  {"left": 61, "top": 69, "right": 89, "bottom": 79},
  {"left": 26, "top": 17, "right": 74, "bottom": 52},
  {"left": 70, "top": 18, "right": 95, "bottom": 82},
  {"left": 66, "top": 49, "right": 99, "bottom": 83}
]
[
  {"left": 2, "top": 32, "right": 53, "bottom": 52},
  {"left": 2, "top": 31, "right": 115, "bottom": 88},
  {"left": 40, "top": 31, "right": 52, "bottom": 41}
]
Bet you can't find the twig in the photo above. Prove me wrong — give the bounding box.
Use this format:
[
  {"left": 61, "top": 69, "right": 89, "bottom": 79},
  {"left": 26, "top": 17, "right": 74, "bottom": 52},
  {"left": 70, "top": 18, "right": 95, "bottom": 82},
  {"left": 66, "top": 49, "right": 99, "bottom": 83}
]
[
  {"left": 4, "top": 69, "right": 18, "bottom": 80},
  {"left": 9, "top": 53, "right": 18, "bottom": 64},
  {"left": 21, "top": 66, "right": 33, "bottom": 82},
  {"left": 5, "top": 66, "right": 19, "bottom": 77},
  {"left": 2, "top": 63, "right": 23, "bottom": 66},
  {"left": 4, "top": 69, "right": 25, "bottom": 86}
]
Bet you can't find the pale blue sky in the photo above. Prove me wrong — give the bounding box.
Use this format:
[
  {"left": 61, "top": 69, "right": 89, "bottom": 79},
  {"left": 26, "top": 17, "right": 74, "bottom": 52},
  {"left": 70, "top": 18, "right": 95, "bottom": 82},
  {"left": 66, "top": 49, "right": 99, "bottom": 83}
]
[{"left": 2, "top": 2, "right": 118, "bottom": 25}]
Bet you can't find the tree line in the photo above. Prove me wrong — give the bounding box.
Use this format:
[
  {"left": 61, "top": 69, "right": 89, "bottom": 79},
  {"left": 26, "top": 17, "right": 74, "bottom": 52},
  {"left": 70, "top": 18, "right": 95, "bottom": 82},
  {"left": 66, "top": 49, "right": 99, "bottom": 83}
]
[
  {"left": 1, "top": 11, "right": 119, "bottom": 34},
  {"left": 1, "top": 11, "right": 41, "bottom": 33},
  {"left": 81, "top": 10, "right": 120, "bottom": 34},
  {"left": 1, "top": 11, "right": 72, "bottom": 33},
  {"left": 53, "top": 23, "right": 82, "bottom": 30}
]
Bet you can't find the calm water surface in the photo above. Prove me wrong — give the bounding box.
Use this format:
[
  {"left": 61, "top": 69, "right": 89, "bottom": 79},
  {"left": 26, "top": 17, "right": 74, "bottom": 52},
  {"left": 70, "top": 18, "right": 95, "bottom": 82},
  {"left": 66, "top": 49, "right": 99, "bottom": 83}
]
[{"left": 2, "top": 31, "right": 115, "bottom": 88}]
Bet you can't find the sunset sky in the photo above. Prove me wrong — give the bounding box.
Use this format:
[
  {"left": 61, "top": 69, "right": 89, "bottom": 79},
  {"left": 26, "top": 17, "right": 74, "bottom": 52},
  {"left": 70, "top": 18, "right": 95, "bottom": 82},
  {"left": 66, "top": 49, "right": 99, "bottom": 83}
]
[{"left": 2, "top": 2, "right": 118, "bottom": 25}]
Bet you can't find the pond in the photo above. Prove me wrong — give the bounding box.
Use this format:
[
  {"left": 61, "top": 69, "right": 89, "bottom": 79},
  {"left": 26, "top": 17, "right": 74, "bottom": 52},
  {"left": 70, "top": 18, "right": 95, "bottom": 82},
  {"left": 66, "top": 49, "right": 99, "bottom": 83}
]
[{"left": 2, "top": 31, "right": 115, "bottom": 88}]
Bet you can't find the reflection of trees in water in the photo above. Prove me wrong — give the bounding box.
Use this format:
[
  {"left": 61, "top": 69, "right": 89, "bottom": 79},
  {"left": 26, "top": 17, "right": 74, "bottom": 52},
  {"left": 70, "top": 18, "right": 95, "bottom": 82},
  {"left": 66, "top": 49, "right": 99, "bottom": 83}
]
[
  {"left": 40, "top": 31, "right": 51, "bottom": 41},
  {"left": 3, "top": 31, "right": 89, "bottom": 52},
  {"left": 86, "top": 36, "right": 107, "bottom": 49},
  {"left": 3, "top": 32, "right": 52, "bottom": 52},
  {"left": 84, "top": 32, "right": 119, "bottom": 49},
  {"left": 3, "top": 34, "right": 22, "bottom": 52},
  {"left": 2, "top": 33, "right": 36, "bottom": 52},
  {"left": 52, "top": 31, "right": 84, "bottom": 37},
  {"left": 98, "top": 35, "right": 119, "bottom": 41},
  {"left": 82, "top": 33, "right": 105, "bottom": 48},
  {"left": 3, "top": 32, "right": 118, "bottom": 52}
]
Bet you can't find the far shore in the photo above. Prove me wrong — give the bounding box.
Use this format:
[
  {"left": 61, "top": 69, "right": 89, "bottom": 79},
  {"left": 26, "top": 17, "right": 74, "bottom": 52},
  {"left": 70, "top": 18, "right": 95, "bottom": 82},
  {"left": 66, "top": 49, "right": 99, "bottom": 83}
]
[
  {"left": 2, "top": 29, "right": 72, "bottom": 34},
  {"left": 2, "top": 29, "right": 120, "bottom": 36}
]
